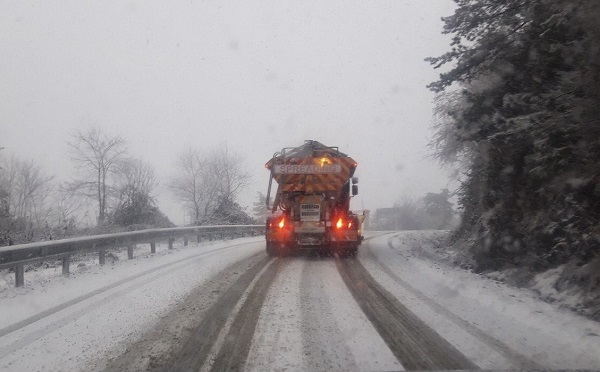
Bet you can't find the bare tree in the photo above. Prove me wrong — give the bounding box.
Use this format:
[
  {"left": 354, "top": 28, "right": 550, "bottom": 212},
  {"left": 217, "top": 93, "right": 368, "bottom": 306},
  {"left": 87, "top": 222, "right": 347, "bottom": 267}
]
[
  {"left": 169, "top": 148, "right": 206, "bottom": 223},
  {"left": 210, "top": 145, "right": 251, "bottom": 205},
  {"left": 0, "top": 154, "right": 54, "bottom": 221},
  {"left": 52, "top": 182, "right": 86, "bottom": 230},
  {"left": 114, "top": 157, "right": 158, "bottom": 207},
  {"left": 67, "top": 127, "right": 127, "bottom": 226},
  {"left": 0, "top": 154, "right": 16, "bottom": 220},
  {"left": 169, "top": 146, "right": 251, "bottom": 224},
  {"left": 0, "top": 154, "right": 54, "bottom": 244}
]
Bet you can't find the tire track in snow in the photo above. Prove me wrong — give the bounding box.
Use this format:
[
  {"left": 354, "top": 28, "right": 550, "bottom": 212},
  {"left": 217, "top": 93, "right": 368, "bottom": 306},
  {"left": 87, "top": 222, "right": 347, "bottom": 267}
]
[
  {"left": 245, "top": 254, "right": 403, "bottom": 371},
  {"left": 336, "top": 256, "right": 477, "bottom": 370},
  {"left": 299, "top": 256, "right": 360, "bottom": 371},
  {"left": 101, "top": 251, "right": 270, "bottom": 371},
  {"left": 368, "top": 235, "right": 542, "bottom": 369},
  {"left": 0, "top": 242, "right": 258, "bottom": 360},
  {"left": 207, "top": 258, "right": 286, "bottom": 371},
  {"left": 165, "top": 255, "right": 275, "bottom": 370}
]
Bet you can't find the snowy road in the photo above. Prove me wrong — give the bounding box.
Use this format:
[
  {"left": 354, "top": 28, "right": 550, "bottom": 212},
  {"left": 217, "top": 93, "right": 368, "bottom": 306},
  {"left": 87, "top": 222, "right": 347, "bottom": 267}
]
[{"left": 1, "top": 232, "right": 600, "bottom": 371}]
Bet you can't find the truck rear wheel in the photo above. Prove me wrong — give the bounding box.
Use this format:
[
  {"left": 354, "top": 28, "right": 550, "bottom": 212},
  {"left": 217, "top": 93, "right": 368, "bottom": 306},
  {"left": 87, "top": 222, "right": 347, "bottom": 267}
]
[{"left": 266, "top": 242, "right": 276, "bottom": 256}]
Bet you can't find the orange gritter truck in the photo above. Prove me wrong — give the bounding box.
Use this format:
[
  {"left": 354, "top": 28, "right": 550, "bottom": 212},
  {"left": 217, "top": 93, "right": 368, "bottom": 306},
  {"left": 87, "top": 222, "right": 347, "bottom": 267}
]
[{"left": 264, "top": 140, "right": 362, "bottom": 257}]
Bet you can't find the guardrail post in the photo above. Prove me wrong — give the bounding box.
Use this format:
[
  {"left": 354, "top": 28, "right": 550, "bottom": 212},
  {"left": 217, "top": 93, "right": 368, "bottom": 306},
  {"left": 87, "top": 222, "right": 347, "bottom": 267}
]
[
  {"left": 127, "top": 245, "right": 134, "bottom": 260},
  {"left": 99, "top": 250, "right": 106, "bottom": 265},
  {"left": 15, "top": 264, "right": 25, "bottom": 287},
  {"left": 168, "top": 237, "right": 174, "bottom": 249},
  {"left": 221, "top": 230, "right": 225, "bottom": 240},
  {"left": 184, "top": 236, "right": 188, "bottom": 246},
  {"left": 62, "top": 256, "right": 70, "bottom": 275},
  {"left": 209, "top": 233, "right": 213, "bottom": 241},
  {"left": 150, "top": 242, "right": 156, "bottom": 254},
  {"left": 197, "top": 234, "right": 201, "bottom": 243}
]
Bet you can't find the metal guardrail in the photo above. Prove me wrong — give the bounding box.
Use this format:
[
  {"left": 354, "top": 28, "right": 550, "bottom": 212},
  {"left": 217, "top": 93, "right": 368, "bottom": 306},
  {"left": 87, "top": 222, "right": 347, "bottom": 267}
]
[{"left": 0, "top": 225, "right": 264, "bottom": 287}]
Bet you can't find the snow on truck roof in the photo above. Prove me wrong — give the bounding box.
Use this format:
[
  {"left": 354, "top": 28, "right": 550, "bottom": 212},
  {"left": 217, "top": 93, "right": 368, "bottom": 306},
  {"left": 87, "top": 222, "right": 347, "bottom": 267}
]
[
  {"left": 265, "top": 140, "right": 357, "bottom": 192},
  {"left": 265, "top": 140, "right": 355, "bottom": 166}
]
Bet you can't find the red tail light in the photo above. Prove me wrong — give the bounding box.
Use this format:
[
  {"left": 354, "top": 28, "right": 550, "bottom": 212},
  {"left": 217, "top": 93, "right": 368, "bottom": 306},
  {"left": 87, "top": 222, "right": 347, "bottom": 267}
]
[
  {"left": 336, "top": 218, "right": 344, "bottom": 229},
  {"left": 278, "top": 217, "right": 285, "bottom": 229}
]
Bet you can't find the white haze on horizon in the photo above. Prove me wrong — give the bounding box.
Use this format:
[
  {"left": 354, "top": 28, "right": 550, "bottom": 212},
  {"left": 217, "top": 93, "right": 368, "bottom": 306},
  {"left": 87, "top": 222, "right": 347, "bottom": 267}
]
[{"left": 1, "top": 0, "right": 457, "bottom": 225}]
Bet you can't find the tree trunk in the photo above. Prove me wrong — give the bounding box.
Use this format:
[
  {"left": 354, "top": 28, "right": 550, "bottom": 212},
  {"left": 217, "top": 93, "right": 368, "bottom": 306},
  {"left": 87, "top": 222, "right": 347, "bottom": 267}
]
[{"left": 97, "top": 168, "right": 104, "bottom": 226}]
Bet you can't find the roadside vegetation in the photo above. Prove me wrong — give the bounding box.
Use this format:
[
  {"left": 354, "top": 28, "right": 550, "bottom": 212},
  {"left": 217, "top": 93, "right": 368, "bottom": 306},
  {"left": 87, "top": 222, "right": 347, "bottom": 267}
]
[
  {"left": 0, "top": 128, "right": 253, "bottom": 246},
  {"left": 428, "top": 1, "right": 600, "bottom": 319}
]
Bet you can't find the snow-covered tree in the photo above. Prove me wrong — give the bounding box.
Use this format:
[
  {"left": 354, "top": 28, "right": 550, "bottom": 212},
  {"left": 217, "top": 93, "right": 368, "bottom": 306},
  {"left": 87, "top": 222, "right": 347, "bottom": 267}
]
[
  {"left": 169, "top": 148, "right": 208, "bottom": 224},
  {"left": 428, "top": 0, "right": 600, "bottom": 269},
  {"left": 210, "top": 197, "right": 254, "bottom": 225},
  {"left": 423, "top": 189, "right": 454, "bottom": 230},
  {"left": 110, "top": 158, "right": 171, "bottom": 228},
  {"left": 251, "top": 191, "right": 269, "bottom": 223}
]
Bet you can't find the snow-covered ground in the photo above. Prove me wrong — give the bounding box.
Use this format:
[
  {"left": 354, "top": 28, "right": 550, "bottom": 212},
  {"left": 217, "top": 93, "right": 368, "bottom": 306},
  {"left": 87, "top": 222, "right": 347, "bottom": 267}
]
[
  {"left": 364, "top": 231, "right": 600, "bottom": 369},
  {"left": 0, "top": 237, "right": 265, "bottom": 371},
  {"left": 1, "top": 231, "right": 599, "bottom": 371},
  {"left": 246, "top": 256, "right": 403, "bottom": 371}
]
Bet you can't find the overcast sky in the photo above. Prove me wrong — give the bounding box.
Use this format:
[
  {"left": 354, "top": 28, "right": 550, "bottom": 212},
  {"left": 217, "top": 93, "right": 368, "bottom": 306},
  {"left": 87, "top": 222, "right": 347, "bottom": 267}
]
[{"left": 1, "top": 0, "right": 457, "bottom": 224}]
